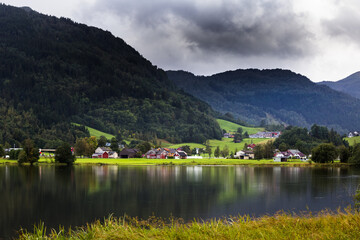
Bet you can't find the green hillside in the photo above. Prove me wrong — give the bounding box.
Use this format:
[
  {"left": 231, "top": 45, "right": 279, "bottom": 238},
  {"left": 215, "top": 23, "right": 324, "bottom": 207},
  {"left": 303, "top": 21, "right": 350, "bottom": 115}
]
[
  {"left": 168, "top": 69, "right": 360, "bottom": 133},
  {"left": 72, "top": 123, "right": 115, "bottom": 139},
  {"left": 167, "top": 120, "right": 269, "bottom": 153},
  {"left": 0, "top": 5, "right": 222, "bottom": 147},
  {"left": 168, "top": 137, "right": 271, "bottom": 154},
  {"left": 217, "top": 119, "right": 264, "bottom": 135},
  {"left": 344, "top": 136, "right": 360, "bottom": 146},
  {"left": 208, "top": 137, "right": 270, "bottom": 153}
]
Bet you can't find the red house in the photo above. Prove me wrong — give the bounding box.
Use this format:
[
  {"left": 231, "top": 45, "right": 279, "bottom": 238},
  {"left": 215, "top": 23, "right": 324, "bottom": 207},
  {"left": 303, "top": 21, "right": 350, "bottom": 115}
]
[{"left": 92, "top": 152, "right": 109, "bottom": 158}]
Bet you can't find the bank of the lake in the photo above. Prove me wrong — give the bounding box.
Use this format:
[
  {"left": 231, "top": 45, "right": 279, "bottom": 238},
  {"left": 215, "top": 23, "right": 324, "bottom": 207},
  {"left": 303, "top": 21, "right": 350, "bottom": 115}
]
[
  {"left": 19, "top": 210, "right": 360, "bottom": 240},
  {"left": 0, "top": 158, "right": 317, "bottom": 166}
]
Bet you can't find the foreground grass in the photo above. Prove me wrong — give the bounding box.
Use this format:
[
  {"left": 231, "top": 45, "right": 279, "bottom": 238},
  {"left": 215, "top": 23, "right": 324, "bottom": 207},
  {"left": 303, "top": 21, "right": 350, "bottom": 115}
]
[{"left": 19, "top": 209, "right": 360, "bottom": 240}]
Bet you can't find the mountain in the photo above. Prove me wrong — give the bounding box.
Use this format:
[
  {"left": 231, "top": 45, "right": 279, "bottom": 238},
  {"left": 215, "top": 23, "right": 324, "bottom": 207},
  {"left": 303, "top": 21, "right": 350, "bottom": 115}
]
[
  {"left": 0, "top": 4, "right": 222, "bottom": 147},
  {"left": 167, "top": 69, "right": 360, "bottom": 133},
  {"left": 319, "top": 72, "right": 360, "bottom": 99}
]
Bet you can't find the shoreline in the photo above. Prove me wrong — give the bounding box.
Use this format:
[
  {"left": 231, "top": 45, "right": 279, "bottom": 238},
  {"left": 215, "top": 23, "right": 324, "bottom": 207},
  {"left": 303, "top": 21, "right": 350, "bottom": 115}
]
[{"left": 0, "top": 158, "right": 350, "bottom": 167}]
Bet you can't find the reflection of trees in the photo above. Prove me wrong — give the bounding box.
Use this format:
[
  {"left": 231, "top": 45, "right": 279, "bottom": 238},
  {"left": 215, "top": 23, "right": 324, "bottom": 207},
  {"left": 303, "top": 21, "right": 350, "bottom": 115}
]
[{"left": 1, "top": 165, "right": 360, "bottom": 239}]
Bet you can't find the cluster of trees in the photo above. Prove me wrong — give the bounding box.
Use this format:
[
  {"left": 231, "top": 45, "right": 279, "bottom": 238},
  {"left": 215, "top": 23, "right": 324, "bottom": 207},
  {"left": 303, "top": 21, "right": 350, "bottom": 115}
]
[
  {"left": 0, "top": 138, "right": 75, "bottom": 165},
  {"left": 273, "top": 125, "right": 345, "bottom": 155},
  {"left": 253, "top": 141, "right": 275, "bottom": 159},
  {"left": 214, "top": 146, "right": 231, "bottom": 158},
  {"left": 232, "top": 127, "right": 249, "bottom": 143},
  {"left": 0, "top": 4, "right": 222, "bottom": 146},
  {"left": 312, "top": 143, "right": 360, "bottom": 164}
]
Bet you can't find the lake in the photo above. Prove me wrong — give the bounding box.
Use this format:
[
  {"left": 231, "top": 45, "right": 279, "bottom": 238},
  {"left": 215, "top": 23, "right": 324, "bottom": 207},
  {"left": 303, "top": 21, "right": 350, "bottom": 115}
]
[{"left": 1, "top": 165, "right": 360, "bottom": 238}]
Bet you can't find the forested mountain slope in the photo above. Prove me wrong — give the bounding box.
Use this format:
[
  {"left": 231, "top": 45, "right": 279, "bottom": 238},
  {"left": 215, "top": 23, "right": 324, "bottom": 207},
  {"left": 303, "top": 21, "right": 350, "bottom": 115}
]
[
  {"left": 167, "top": 69, "right": 360, "bottom": 133},
  {"left": 0, "top": 4, "right": 222, "bottom": 147},
  {"left": 319, "top": 72, "right": 360, "bottom": 99}
]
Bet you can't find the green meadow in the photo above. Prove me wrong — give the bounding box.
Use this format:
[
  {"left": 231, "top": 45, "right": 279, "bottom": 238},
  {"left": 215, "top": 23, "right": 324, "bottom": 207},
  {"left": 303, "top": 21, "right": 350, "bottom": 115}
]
[
  {"left": 216, "top": 119, "right": 264, "bottom": 134},
  {"left": 167, "top": 119, "right": 269, "bottom": 153},
  {"left": 72, "top": 123, "right": 115, "bottom": 139},
  {"left": 70, "top": 119, "right": 268, "bottom": 154},
  {"left": 168, "top": 137, "right": 271, "bottom": 154},
  {"left": 344, "top": 136, "right": 360, "bottom": 146}
]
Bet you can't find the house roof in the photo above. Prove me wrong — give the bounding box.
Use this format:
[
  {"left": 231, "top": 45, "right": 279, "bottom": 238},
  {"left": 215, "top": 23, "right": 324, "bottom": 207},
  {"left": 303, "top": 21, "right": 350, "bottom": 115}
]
[
  {"left": 99, "top": 147, "right": 112, "bottom": 151},
  {"left": 119, "top": 148, "right": 139, "bottom": 155},
  {"left": 178, "top": 151, "right": 187, "bottom": 156}
]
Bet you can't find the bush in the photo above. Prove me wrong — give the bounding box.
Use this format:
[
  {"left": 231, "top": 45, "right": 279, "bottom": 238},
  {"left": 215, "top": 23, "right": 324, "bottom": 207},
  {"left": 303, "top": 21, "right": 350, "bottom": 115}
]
[
  {"left": 9, "top": 149, "right": 21, "bottom": 160},
  {"left": 338, "top": 146, "right": 350, "bottom": 163},
  {"left": 311, "top": 143, "right": 337, "bottom": 163},
  {"left": 350, "top": 144, "right": 360, "bottom": 165},
  {"left": 55, "top": 142, "right": 76, "bottom": 165},
  {"left": 18, "top": 139, "right": 39, "bottom": 165}
]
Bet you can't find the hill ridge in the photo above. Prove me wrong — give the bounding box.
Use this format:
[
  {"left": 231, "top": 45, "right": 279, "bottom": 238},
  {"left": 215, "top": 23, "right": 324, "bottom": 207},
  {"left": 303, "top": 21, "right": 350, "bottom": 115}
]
[
  {"left": 167, "top": 69, "right": 360, "bottom": 134},
  {"left": 0, "top": 4, "right": 222, "bottom": 147},
  {"left": 319, "top": 71, "right": 360, "bottom": 99}
]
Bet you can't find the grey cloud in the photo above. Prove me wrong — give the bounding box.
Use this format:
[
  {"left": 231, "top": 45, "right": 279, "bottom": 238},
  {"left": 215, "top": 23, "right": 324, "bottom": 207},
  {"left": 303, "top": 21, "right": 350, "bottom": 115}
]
[
  {"left": 322, "top": 7, "right": 360, "bottom": 44},
  {"left": 88, "top": 0, "right": 314, "bottom": 58}
]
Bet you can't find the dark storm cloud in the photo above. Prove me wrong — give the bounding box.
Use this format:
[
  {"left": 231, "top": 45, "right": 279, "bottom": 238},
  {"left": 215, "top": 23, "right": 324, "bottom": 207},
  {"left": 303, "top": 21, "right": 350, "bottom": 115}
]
[{"left": 89, "top": 0, "right": 314, "bottom": 58}]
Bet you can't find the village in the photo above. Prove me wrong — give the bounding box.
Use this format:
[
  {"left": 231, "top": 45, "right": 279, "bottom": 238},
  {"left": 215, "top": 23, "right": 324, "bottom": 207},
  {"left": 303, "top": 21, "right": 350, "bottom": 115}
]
[{"left": 3, "top": 129, "right": 308, "bottom": 162}]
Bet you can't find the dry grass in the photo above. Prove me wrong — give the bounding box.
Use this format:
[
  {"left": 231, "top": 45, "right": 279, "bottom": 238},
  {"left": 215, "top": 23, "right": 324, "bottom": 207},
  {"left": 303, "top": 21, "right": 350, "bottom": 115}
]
[{"left": 18, "top": 208, "right": 360, "bottom": 240}]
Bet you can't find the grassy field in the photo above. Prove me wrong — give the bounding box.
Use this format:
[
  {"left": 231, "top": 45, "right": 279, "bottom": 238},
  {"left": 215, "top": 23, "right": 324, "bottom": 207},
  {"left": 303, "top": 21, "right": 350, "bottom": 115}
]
[
  {"left": 167, "top": 138, "right": 271, "bottom": 155},
  {"left": 19, "top": 209, "right": 360, "bottom": 239},
  {"left": 217, "top": 119, "right": 264, "bottom": 134},
  {"left": 344, "top": 136, "right": 360, "bottom": 146},
  {"left": 167, "top": 143, "right": 206, "bottom": 149},
  {"left": 0, "top": 159, "right": 17, "bottom": 164},
  {"left": 207, "top": 137, "right": 270, "bottom": 153},
  {"left": 72, "top": 123, "right": 115, "bottom": 139}
]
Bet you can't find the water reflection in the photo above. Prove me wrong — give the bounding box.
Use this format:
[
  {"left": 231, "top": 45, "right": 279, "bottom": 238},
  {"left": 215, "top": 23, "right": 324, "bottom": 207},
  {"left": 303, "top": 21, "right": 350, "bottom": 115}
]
[{"left": 0, "top": 165, "right": 360, "bottom": 238}]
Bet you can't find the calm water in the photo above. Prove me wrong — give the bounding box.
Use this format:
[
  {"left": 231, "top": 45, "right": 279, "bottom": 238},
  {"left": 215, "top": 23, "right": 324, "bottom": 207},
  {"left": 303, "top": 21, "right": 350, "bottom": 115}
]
[{"left": 1, "top": 165, "right": 360, "bottom": 238}]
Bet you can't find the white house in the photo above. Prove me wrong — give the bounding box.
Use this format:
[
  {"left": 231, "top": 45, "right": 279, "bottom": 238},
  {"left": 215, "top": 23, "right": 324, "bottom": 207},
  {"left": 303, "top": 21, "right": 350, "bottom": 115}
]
[
  {"left": 93, "top": 147, "right": 118, "bottom": 158},
  {"left": 234, "top": 150, "right": 254, "bottom": 159},
  {"left": 273, "top": 152, "right": 289, "bottom": 162}
]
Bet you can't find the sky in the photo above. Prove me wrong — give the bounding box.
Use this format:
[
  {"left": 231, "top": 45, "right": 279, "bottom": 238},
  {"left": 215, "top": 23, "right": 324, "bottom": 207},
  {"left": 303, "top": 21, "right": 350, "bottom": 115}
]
[{"left": 2, "top": 0, "right": 360, "bottom": 82}]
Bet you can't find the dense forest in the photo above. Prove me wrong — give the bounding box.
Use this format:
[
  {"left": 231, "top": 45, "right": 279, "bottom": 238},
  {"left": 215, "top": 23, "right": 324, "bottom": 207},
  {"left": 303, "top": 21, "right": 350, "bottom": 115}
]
[
  {"left": 167, "top": 69, "right": 360, "bottom": 133},
  {"left": 0, "top": 5, "right": 222, "bottom": 147}
]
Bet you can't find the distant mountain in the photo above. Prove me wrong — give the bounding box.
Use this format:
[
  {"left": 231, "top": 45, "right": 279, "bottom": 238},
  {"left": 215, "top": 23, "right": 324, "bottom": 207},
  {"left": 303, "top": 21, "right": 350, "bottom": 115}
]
[
  {"left": 0, "top": 4, "right": 222, "bottom": 147},
  {"left": 319, "top": 72, "right": 360, "bottom": 99},
  {"left": 167, "top": 69, "right": 360, "bottom": 133}
]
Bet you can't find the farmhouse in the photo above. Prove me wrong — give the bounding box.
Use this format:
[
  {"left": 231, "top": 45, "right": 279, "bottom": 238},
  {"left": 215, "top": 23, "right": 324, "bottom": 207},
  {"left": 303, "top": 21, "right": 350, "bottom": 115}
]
[
  {"left": 92, "top": 151, "right": 109, "bottom": 158},
  {"left": 92, "top": 147, "right": 119, "bottom": 158},
  {"left": 247, "top": 144, "right": 256, "bottom": 150},
  {"left": 273, "top": 152, "right": 290, "bottom": 162},
  {"left": 273, "top": 149, "right": 306, "bottom": 162},
  {"left": 348, "top": 131, "right": 359, "bottom": 138},
  {"left": 145, "top": 148, "right": 188, "bottom": 159},
  {"left": 234, "top": 150, "right": 254, "bottom": 159},
  {"left": 249, "top": 131, "right": 281, "bottom": 138},
  {"left": 223, "top": 133, "right": 235, "bottom": 138}
]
